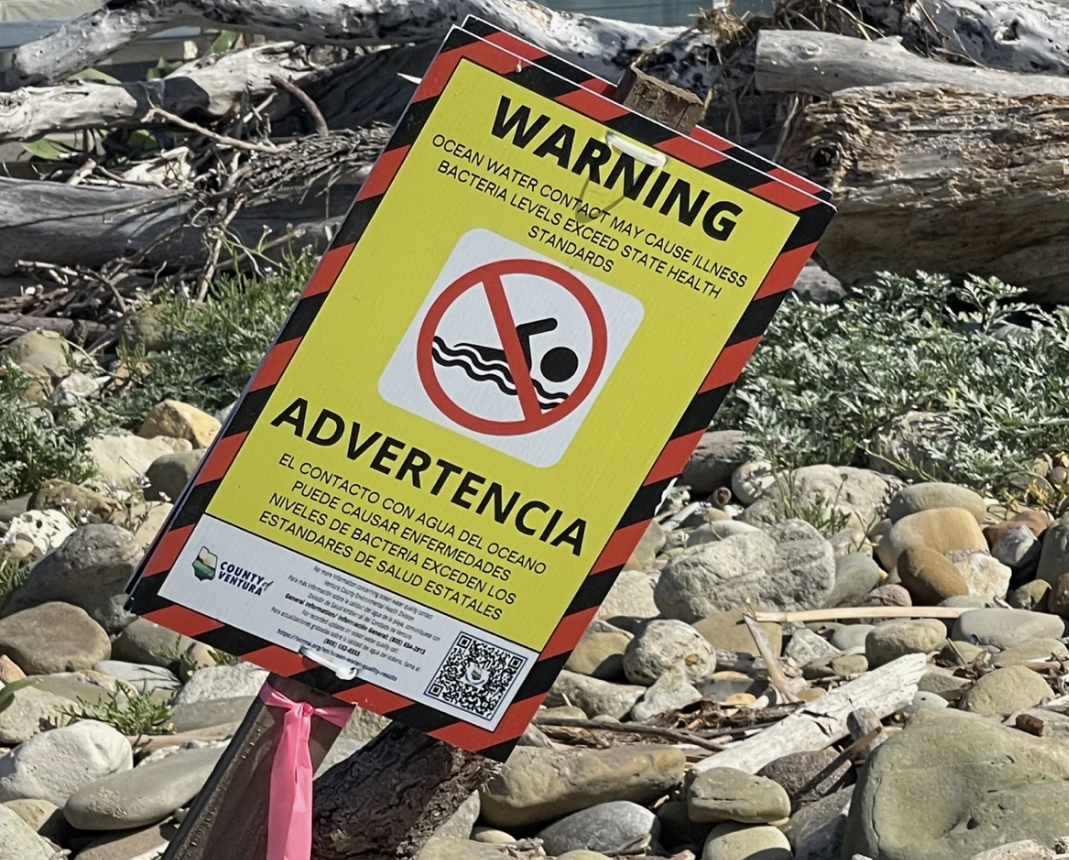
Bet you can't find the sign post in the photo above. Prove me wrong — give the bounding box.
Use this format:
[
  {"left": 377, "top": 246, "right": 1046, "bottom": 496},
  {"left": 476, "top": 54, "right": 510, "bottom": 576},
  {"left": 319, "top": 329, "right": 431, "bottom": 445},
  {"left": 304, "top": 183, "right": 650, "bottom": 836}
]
[{"left": 133, "top": 23, "right": 834, "bottom": 859}]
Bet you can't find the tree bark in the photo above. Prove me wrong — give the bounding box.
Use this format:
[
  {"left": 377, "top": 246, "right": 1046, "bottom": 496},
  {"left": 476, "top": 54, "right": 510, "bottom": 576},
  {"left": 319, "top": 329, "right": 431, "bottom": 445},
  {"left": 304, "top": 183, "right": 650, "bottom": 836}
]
[
  {"left": 4, "top": 0, "right": 679, "bottom": 90},
  {"left": 0, "top": 43, "right": 325, "bottom": 143},
  {"left": 0, "top": 176, "right": 353, "bottom": 273},
  {"left": 755, "top": 30, "right": 1069, "bottom": 98},
  {"left": 858, "top": 0, "right": 1069, "bottom": 76},
  {"left": 313, "top": 722, "right": 496, "bottom": 860},
  {"left": 782, "top": 82, "right": 1069, "bottom": 301}
]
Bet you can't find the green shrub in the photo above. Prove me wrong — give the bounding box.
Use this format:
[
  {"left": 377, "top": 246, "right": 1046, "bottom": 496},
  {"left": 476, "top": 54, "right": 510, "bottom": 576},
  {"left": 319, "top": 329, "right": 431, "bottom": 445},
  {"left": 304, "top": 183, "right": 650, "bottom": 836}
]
[
  {"left": 105, "top": 253, "right": 313, "bottom": 429},
  {"left": 0, "top": 363, "right": 101, "bottom": 497},
  {"left": 59, "top": 682, "right": 175, "bottom": 736},
  {"left": 716, "top": 272, "right": 1066, "bottom": 493}
]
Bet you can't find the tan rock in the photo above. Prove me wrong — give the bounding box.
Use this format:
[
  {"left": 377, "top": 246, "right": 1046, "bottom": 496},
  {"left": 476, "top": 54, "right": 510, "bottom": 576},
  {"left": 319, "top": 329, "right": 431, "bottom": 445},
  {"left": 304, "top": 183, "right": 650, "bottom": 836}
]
[
  {"left": 897, "top": 547, "right": 968, "bottom": 605},
  {"left": 693, "top": 607, "right": 783, "bottom": 657},
  {"left": 876, "top": 507, "right": 987, "bottom": 569},
  {"left": 565, "top": 630, "right": 631, "bottom": 680},
  {"left": 0, "top": 655, "right": 25, "bottom": 683},
  {"left": 480, "top": 745, "right": 685, "bottom": 828},
  {"left": 960, "top": 666, "right": 1054, "bottom": 715},
  {"left": 139, "top": 400, "right": 220, "bottom": 449}
]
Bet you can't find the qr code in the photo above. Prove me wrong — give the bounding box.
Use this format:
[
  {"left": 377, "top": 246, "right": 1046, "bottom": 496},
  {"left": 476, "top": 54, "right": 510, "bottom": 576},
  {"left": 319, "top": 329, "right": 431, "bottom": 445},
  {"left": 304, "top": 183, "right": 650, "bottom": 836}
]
[{"left": 425, "top": 633, "right": 526, "bottom": 719}]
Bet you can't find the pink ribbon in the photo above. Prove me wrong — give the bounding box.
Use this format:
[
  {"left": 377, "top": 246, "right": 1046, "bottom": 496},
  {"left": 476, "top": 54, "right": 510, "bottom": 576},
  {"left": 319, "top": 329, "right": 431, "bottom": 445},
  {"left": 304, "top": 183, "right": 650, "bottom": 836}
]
[{"left": 260, "top": 683, "right": 354, "bottom": 860}]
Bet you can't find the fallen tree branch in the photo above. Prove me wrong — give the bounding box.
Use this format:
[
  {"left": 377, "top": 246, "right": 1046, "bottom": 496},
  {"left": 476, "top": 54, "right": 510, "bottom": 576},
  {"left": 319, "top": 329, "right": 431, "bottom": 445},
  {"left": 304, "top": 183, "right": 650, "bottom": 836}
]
[
  {"left": 272, "top": 73, "right": 328, "bottom": 137},
  {"left": 0, "top": 43, "right": 324, "bottom": 143},
  {"left": 755, "top": 31, "right": 1069, "bottom": 98},
  {"left": 0, "top": 313, "right": 106, "bottom": 342},
  {"left": 782, "top": 83, "right": 1069, "bottom": 300},
  {"left": 692, "top": 653, "right": 927, "bottom": 774},
  {"left": 533, "top": 715, "right": 724, "bottom": 751},
  {"left": 146, "top": 106, "right": 288, "bottom": 153},
  {"left": 4, "top": 0, "right": 679, "bottom": 89}
]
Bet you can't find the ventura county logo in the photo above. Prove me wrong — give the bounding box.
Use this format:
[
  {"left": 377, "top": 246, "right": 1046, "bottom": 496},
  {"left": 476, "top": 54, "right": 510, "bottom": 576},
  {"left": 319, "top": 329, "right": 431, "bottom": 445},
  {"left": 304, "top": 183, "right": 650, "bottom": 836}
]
[{"left": 192, "top": 547, "right": 273, "bottom": 596}]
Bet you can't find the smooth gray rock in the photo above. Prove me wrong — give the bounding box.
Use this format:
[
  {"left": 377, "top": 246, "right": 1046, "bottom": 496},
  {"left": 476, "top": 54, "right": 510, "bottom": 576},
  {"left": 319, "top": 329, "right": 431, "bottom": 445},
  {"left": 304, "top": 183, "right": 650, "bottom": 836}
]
[
  {"left": 173, "top": 662, "right": 268, "bottom": 706},
  {"left": 2, "top": 525, "right": 142, "bottom": 632},
  {"left": 595, "top": 570, "right": 661, "bottom": 630},
  {"left": 632, "top": 669, "right": 702, "bottom": 721},
  {"left": 565, "top": 630, "right": 631, "bottom": 680},
  {"left": 1038, "top": 515, "right": 1069, "bottom": 584},
  {"left": 32, "top": 671, "right": 118, "bottom": 707},
  {"left": 0, "top": 686, "right": 74, "bottom": 745},
  {"left": 830, "top": 624, "right": 874, "bottom": 652},
  {"left": 703, "top": 822, "right": 791, "bottom": 860},
  {"left": 758, "top": 749, "right": 852, "bottom": 809},
  {"left": 743, "top": 465, "right": 896, "bottom": 532},
  {"left": 546, "top": 671, "right": 644, "bottom": 719},
  {"left": 993, "top": 526, "right": 1040, "bottom": 569},
  {"left": 92, "top": 661, "right": 180, "bottom": 697},
  {"left": 887, "top": 483, "right": 986, "bottom": 524},
  {"left": 0, "top": 804, "right": 52, "bottom": 860},
  {"left": 111, "top": 617, "right": 204, "bottom": 668},
  {"left": 785, "top": 788, "right": 853, "bottom": 860},
  {"left": 951, "top": 609, "right": 1065, "bottom": 650},
  {"left": 785, "top": 628, "right": 840, "bottom": 667},
  {"left": 792, "top": 260, "right": 845, "bottom": 303},
  {"left": 686, "top": 521, "right": 762, "bottom": 548},
  {"left": 623, "top": 620, "right": 717, "bottom": 686},
  {"left": 0, "top": 721, "right": 132, "bottom": 806},
  {"left": 64, "top": 745, "right": 224, "bottom": 830},
  {"left": 844, "top": 709, "right": 1069, "bottom": 860},
  {"left": 144, "top": 450, "right": 204, "bottom": 503},
  {"left": 431, "top": 792, "right": 480, "bottom": 840},
  {"left": 1, "top": 798, "right": 68, "bottom": 845},
  {"left": 656, "top": 521, "right": 833, "bottom": 622},
  {"left": 960, "top": 666, "right": 1054, "bottom": 715},
  {"left": 682, "top": 431, "right": 750, "bottom": 495},
  {"left": 827, "top": 555, "right": 881, "bottom": 608},
  {"left": 171, "top": 696, "right": 255, "bottom": 733},
  {"left": 86, "top": 434, "right": 191, "bottom": 486},
  {"left": 0, "top": 602, "right": 110, "bottom": 674},
  {"left": 538, "top": 801, "right": 659, "bottom": 855},
  {"left": 865, "top": 619, "right": 946, "bottom": 667},
  {"left": 688, "top": 768, "right": 790, "bottom": 824}
]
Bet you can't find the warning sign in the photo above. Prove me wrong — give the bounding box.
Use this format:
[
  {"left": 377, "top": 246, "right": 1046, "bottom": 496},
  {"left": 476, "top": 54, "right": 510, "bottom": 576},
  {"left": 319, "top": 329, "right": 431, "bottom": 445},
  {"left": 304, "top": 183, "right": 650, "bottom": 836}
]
[
  {"left": 127, "top": 27, "right": 834, "bottom": 758},
  {"left": 380, "top": 229, "right": 642, "bottom": 465}
]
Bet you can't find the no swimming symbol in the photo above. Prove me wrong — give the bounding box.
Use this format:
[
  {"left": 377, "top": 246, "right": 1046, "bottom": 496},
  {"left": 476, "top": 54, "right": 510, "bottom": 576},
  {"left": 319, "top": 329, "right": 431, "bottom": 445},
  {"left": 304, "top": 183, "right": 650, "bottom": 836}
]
[
  {"left": 380, "top": 228, "right": 643, "bottom": 467},
  {"left": 416, "top": 259, "right": 608, "bottom": 437}
]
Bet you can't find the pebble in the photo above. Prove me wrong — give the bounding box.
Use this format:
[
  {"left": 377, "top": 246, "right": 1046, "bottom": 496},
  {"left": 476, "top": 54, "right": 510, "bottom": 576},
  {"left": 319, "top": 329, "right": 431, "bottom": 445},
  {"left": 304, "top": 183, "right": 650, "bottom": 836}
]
[
  {"left": 830, "top": 654, "right": 869, "bottom": 676},
  {"left": 993, "top": 639, "right": 1068, "bottom": 668},
  {"left": 623, "top": 620, "right": 717, "bottom": 686},
  {"left": 826, "top": 555, "right": 881, "bottom": 608},
  {"left": 173, "top": 662, "right": 268, "bottom": 706},
  {"left": 420, "top": 839, "right": 514, "bottom": 860},
  {"left": 2, "top": 798, "right": 67, "bottom": 844},
  {"left": 887, "top": 482, "right": 986, "bottom": 524},
  {"left": 917, "top": 665, "right": 970, "bottom": 700},
  {"left": 830, "top": 625, "right": 873, "bottom": 651},
  {"left": 144, "top": 450, "right": 204, "bottom": 503},
  {"left": 595, "top": 570, "right": 660, "bottom": 630},
  {"left": 759, "top": 749, "right": 852, "bottom": 809},
  {"left": 785, "top": 628, "right": 840, "bottom": 667},
  {"left": 547, "top": 671, "right": 645, "bottom": 719},
  {"left": 687, "top": 768, "right": 791, "bottom": 824},
  {"left": 632, "top": 668, "right": 702, "bottom": 721},
  {"left": 865, "top": 619, "right": 945, "bottom": 667},
  {"left": 0, "top": 721, "right": 131, "bottom": 806},
  {"left": 1009, "top": 580, "right": 1049, "bottom": 612},
  {"left": 3, "top": 524, "right": 142, "bottom": 632},
  {"left": 0, "top": 602, "right": 110, "bottom": 674},
  {"left": 947, "top": 551, "right": 1012, "bottom": 602},
  {"left": 896, "top": 547, "right": 968, "bottom": 605},
  {"left": 139, "top": 399, "right": 221, "bottom": 448},
  {"left": 859, "top": 584, "right": 911, "bottom": 607},
  {"left": 537, "top": 800, "right": 659, "bottom": 855},
  {"left": 85, "top": 434, "right": 191, "bottom": 486},
  {"left": 951, "top": 609, "right": 1065, "bottom": 650},
  {"left": 784, "top": 787, "right": 852, "bottom": 860},
  {"left": 960, "top": 666, "right": 1054, "bottom": 715},
  {"left": 480, "top": 745, "right": 685, "bottom": 828},
  {"left": 565, "top": 630, "right": 631, "bottom": 680},
  {"left": 876, "top": 507, "right": 988, "bottom": 570},
  {"left": 471, "top": 827, "right": 516, "bottom": 844},
  {"left": 908, "top": 691, "right": 949, "bottom": 712},
  {"left": 92, "top": 661, "right": 181, "bottom": 698},
  {"left": 845, "top": 710, "right": 1069, "bottom": 859},
  {"left": 0, "top": 804, "right": 52, "bottom": 860},
  {"left": 693, "top": 607, "right": 783, "bottom": 657},
  {"left": 992, "top": 525, "right": 1040, "bottom": 569},
  {"left": 703, "top": 822, "right": 792, "bottom": 860}
]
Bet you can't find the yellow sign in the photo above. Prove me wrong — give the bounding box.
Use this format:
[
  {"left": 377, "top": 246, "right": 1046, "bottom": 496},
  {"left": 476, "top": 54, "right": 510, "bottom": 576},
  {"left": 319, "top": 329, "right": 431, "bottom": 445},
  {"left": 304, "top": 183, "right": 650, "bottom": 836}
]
[{"left": 206, "top": 60, "right": 797, "bottom": 650}]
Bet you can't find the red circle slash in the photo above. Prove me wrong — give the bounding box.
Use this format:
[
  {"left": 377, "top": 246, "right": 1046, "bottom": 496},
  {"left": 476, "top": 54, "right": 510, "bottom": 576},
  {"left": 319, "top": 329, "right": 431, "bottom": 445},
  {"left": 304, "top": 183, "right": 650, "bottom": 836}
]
[{"left": 416, "top": 259, "right": 607, "bottom": 437}]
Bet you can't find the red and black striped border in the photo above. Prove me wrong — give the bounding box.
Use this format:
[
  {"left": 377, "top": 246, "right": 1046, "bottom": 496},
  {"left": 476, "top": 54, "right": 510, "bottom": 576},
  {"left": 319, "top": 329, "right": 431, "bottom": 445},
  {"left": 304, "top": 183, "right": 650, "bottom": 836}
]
[
  {"left": 461, "top": 16, "right": 832, "bottom": 208},
  {"left": 127, "top": 28, "right": 834, "bottom": 762}
]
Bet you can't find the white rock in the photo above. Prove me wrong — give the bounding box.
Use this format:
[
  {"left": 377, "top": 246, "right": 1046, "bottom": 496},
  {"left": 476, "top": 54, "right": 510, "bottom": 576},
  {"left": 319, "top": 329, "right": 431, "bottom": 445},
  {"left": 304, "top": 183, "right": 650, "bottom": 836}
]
[
  {"left": 0, "top": 721, "right": 132, "bottom": 806},
  {"left": 51, "top": 372, "right": 105, "bottom": 407},
  {"left": 623, "top": 620, "right": 717, "bottom": 686},
  {"left": 992, "top": 525, "right": 1040, "bottom": 568},
  {"left": 86, "top": 434, "right": 192, "bottom": 486},
  {"left": 732, "top": 462, "right": 775, "bottom": 506},
  {"left": 174, "top": 662, "right": 268, "bottom": 706},
  {"left": 5, "top": 510, "right": 74, "bottom": 560},
  {"left": 947, "top": 551, "right": 1012, "bottom": 602}
]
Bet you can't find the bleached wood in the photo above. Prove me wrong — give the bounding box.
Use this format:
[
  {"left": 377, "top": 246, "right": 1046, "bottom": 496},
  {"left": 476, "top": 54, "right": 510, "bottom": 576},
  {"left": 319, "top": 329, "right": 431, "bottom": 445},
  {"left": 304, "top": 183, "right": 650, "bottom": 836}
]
[
  {"left": 0, "top": 43, "right": 320, "bottom": 143},
  {"left": 692, "top": 653, "right": 927, "bottom": 774},
  {"left": 755, "top": 31, "right": 1069, "bottom": 98},
  {"left": 4, "top": 0, "right": 680, "bottom": 89},
  {"left": 753, "top": 607, "right": 970, "bottom": 623}
]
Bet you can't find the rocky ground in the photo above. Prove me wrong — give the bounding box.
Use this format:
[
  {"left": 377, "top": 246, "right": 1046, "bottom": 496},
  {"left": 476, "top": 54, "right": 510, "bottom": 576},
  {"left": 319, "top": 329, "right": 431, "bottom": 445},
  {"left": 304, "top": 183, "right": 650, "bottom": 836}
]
[{"left": 4, "top": 327, "right": 1069, "bottom": 860}]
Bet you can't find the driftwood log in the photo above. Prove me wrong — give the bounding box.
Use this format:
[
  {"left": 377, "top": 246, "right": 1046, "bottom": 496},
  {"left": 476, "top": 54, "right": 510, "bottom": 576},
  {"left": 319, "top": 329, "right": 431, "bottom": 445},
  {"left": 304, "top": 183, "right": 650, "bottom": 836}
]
[
  {"left": 3, "top": 0, "right": 678, "bottom": 89},
  {"left": 783, "top": 82, "right": 1069, "bottom": 300},
  {"left": 692, "top": 653, "right": 926, "bottom": 774},
  {"left": 755, "top": 31, "right": 1069, "bottom": 98}
]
